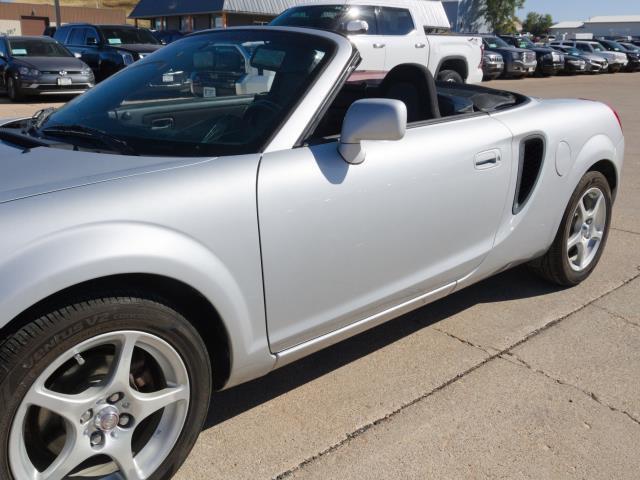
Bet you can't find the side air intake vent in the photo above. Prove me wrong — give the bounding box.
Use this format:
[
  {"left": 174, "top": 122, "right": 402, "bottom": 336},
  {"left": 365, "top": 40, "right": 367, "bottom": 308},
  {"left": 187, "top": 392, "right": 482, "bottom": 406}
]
[{"left": 513, "top": 136, "right": 545, "bottom": 214}]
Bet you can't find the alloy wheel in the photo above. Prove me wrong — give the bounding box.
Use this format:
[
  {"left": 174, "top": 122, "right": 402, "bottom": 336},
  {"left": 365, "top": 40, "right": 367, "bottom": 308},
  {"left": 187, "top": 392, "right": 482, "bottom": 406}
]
[
  {"left": 8, "top": 331, "right": 190, "bottom": 480},
  {"left": 566, "top": 187, "right": 607, "bottom": 272}
]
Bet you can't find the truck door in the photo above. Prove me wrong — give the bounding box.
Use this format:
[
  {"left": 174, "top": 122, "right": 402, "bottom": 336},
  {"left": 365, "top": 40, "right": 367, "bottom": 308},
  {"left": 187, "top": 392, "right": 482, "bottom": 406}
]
[
  {"left": 347, "top": 6, "right": 386, "bottom": 73},
  {"left": 378, "top": 6, "right": 428, "bottom": 71}
]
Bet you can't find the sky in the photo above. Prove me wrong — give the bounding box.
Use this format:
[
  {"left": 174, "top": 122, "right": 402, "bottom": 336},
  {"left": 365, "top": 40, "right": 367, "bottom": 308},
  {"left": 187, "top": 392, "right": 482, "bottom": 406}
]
[{"left": 517, "top": 0, "right": 640, "bottom": 23}]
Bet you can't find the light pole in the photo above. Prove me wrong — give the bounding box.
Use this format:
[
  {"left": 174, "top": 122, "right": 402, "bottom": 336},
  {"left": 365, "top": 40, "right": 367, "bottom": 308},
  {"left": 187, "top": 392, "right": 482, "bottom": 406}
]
[{"left": 53, "top": 0, "right": 62, "bottom": 27}]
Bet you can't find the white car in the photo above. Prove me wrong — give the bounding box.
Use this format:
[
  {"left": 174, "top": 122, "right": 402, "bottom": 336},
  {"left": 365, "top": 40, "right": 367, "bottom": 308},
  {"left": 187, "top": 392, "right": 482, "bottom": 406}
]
[{"left": 271, "top": 0, "right": 483, "bottom": 84}]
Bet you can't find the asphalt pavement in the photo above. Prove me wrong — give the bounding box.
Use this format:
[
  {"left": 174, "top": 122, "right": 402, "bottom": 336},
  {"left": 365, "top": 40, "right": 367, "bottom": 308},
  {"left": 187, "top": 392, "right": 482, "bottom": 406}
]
[{"left": 1, "top": 72, "right": 639, "bottom": 480}]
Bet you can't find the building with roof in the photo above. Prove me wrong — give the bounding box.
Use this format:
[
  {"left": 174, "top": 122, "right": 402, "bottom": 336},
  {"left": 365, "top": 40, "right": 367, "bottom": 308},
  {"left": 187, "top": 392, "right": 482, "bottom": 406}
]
[
  {"left": 129, "top": 0, "right": 300, "bottom": 31},
  {"left": 550, "top": 15, "right": 640, "bottom": 39},
  {"left": 0, "top": 2, "right": 126, "bottom": 36}
]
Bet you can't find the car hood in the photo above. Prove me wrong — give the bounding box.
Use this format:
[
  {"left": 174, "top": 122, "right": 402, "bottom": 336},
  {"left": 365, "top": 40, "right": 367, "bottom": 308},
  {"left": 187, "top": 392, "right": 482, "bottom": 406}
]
[
  {"left": 487, "top": 46, "right": 531, "bottom": 55},
  {"left": 13, "top": 56, "right": 88, "bottom": 71},
  {"left": 0, "top": 141, "right": 209, "bottom": 204},
  {"left": 580, "top": 52, "right": 607, "bottom": 62},
  {"left": 116, "top": 44, "right": 162, "bottom": 54}
]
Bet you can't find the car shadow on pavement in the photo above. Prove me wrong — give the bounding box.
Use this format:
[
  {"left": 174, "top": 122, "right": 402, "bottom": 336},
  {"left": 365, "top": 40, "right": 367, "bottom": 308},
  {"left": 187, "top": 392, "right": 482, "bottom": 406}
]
[{"left": 203, "top": 265, "right": 564, "bottom": 430}]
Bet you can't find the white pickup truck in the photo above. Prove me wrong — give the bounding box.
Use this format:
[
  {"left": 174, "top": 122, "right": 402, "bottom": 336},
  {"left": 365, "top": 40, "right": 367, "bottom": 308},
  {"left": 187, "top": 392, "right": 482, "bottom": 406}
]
[{"left": 271, "top": 0, "right": 483, "bottom": 84}]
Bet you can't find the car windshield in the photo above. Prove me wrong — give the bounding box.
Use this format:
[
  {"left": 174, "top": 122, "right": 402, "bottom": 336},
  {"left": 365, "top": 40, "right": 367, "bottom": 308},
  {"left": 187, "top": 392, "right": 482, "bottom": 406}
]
[
  {"left": 622, "top": 43, "right": 639, "bottom": 52},
  {"left": 8, "top": 38, "right": 72, "bottom": 57},
  {"left": 484, "top": 36, "right": 510, "bottom": 48},
  {"left": 589, "top": 43, "right": 604, "bottom": 52},
  {"left": 99, "top": 26, "right": 159, "bottom": 45},
  {"left": 566, "top": 47, "right": 581, "bottom": 55},
  {"left": 38, "top": 29, "right": 336, "bottom": 157},
  {"left": 271, "top": 5, "right": 367, "bottom": 33}
]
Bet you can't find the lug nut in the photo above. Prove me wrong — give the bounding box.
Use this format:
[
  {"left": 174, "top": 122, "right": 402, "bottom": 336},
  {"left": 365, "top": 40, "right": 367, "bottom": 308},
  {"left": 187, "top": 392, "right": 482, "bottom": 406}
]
[
  {"left": 119, "top": 414, "right": 133, "bottom": 428},
  {"left": 80, "top": 409, "right": 93, "bottom": 424},
  {"left": 90, "top": 432, "right": 104, "bottom": 447},
  {"left": 107, "top": 392, "right": 123, "bottom": 404}
]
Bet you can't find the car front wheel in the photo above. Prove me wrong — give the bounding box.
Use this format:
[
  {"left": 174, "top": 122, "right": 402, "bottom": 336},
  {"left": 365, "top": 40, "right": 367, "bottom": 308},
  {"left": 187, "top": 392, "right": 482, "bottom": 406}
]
[
  {"left": 0, "top": 296, "right": 211, "bottom": 480},
  {"left": 529, "top": 171, "right": 612, "bottom": 286},
  {"left": 437, "top": 69, "right": 464, "bottom": 83},
  {"left": 7, "top": 77, "right": 23, "bottom": 102}
]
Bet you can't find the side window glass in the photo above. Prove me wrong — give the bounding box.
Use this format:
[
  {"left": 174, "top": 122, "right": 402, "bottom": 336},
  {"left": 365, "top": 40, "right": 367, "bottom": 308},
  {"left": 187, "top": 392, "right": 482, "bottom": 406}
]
[
  {"left": 68, "top": 28, "right": 86, "bottom": 45},
  {"left": 0, "top": 41, "right": 7, "bottom": 58},
  {"left": 53, "top": 27, "right": 67, "bottom": 43},
  {"left": 85, "top": 28, "right": 99, "bottom": 45},
  {"left": 379, "top": 7, "right": 415, "bottom": 36}
]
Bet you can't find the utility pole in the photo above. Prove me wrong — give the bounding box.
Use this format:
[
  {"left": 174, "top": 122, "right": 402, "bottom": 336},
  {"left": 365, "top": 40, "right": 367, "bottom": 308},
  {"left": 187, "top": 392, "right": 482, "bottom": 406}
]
[{"left": 54, "top": 0, "right": 62, "bottom": 27}]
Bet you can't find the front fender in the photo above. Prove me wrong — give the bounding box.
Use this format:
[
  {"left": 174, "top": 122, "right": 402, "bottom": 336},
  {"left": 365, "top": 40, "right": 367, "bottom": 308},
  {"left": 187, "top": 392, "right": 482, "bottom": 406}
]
[{"left": 0, "top": 221, "right": 275, "bottom": 388}]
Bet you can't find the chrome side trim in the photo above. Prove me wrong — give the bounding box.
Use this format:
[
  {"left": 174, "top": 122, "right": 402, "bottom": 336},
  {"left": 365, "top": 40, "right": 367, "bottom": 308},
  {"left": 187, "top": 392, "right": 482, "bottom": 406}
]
[{"left": 273, "top": 282, "right": 456, "bottom": 368}]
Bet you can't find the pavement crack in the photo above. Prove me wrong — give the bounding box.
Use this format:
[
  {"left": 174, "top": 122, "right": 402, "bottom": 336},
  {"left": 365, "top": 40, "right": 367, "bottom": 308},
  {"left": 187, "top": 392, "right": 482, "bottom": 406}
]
[
  {"left": 433, "top": 328, "right": 496, "bottom": 355},
  {"left": 274, "top": 271, "right": 640, "bottom": 478},
  {"left": 612, "top": 227, "right": 640, "bottom": 237},
  {"left": 502, "top": 352, "right": 640, "bottom": 427},
  {"left": 592, "top": 304, "right": 640, "bottom": 329}
]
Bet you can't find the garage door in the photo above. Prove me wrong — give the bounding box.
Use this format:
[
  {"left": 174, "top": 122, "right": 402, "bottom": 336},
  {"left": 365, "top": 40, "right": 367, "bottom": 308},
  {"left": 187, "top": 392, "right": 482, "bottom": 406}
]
[{"left": 20, "top": 16, "right": 49, "bottom": 36}]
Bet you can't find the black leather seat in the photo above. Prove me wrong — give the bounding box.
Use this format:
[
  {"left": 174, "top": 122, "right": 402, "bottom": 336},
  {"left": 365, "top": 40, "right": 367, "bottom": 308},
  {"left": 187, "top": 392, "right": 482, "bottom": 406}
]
[{"left": 375, "top": 64, "right": 441, "bottom": 122}]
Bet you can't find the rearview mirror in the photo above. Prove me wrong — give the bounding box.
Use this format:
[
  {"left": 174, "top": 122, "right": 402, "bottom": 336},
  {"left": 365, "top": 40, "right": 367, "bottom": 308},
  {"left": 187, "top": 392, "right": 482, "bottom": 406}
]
[
  {"left": 339, "top": 99, "right": 407, "bottom": 165},
  {"left": 346, "top": 20, "right": 369, "bottom": 34}
]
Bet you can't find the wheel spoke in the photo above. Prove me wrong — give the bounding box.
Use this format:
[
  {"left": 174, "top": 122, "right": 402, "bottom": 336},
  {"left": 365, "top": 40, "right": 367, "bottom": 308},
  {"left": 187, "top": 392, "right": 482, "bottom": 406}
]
[
  {"left": 110, "top": 437, "right": 145, "bottom": 480},
  {"left": 577, "top": 198, "right": 588, "bottom": 223},
  {"left": 591, "top": 192, "right": 605, "bottom": 220},
  {"left": 130, "top": 385, "right": 189, "bottom": 423},
  {"left": 567, "top": 231, "right": 582, "bottom": 250},
  {"left": 38, "top": 434, "right": 89, "bottom": 480},
  {"left": 591, "top": 229, "right": 604, "bottom": 242},
  {"left": 23, "top": 385, "right": 90, "bottom": 424},
  {"left": 110, "top": 333, "right": 139, "bottom": 390}
]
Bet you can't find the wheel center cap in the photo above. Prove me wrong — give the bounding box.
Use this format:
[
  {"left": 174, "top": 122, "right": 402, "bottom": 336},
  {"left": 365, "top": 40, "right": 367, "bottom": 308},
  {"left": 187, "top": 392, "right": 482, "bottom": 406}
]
[{"left": 95, "top": 405, "right": 120, "bottom": 432}]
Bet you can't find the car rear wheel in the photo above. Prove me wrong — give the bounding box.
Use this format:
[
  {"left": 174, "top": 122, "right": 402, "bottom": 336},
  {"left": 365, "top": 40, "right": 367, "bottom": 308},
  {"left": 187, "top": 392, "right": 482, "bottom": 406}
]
[
  {"left": 7, "top": 77, "right": 23, "bottom": 102},
  {"left": 529, "top": 171, "right": 612, "bottom": 286},
  {"left": 437, "top": 70, "right": 464, "bottom": 83},
  {"left": 0, "top": 296, "right": 211, "bottom": 480}
]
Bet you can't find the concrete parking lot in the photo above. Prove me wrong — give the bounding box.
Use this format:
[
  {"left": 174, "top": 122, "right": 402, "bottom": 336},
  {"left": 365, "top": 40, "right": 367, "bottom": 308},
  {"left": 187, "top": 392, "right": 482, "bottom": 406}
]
[{"left": 2, "top": 72, "right": 639, "bottom": 479}]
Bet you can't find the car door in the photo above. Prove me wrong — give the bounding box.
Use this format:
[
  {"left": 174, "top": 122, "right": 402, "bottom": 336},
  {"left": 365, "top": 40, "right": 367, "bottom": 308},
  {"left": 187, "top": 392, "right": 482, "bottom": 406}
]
[
  {"left": 379, "top": 6, "right": 428, "bottom": 71},
  {"left": 347, "top": 6, "right": 387, "bottom": 72},
  {"left": 258, "top": 115, "right": 514, "bottom": 351}
]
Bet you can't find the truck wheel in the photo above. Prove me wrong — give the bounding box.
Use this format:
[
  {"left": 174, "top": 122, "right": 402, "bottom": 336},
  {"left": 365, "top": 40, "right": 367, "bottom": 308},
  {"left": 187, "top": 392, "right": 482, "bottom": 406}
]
[
  {"left": 437, "top": 70, "right": 464, "bottom": 83},
  {"left": 0, "top": 296, "right": 211, "bottom": 480},
  {"left": 528, "top": 172, "right": 612, "bottom": 286}
]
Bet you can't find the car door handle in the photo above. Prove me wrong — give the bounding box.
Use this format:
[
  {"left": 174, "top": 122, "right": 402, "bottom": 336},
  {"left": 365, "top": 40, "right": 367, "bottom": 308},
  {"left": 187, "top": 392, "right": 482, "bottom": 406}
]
[
  {"left": 415, "top": 43, "right": 426, "bottom": 49},
  {"left": 373, "top": 43, "right": 386, "bottom": 49},
  {"left": 151, "top": 117, "right": 174, "bottom": 130},
  {"left": 474, "top": 150, "right": 501, "bottom": 169}
]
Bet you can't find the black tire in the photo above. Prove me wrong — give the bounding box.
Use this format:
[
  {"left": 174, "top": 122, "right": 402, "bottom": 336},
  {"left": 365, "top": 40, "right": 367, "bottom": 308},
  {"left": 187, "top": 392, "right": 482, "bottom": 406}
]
[
  {"left": 0, "top": 295, "right": 211, "bottom": 480},
  {"left": 6, "top": 77, "right": 22, "bottom": 102},
  {"left": 528, "top": 172, "right": 612, "bottom": 286},
  {"left": 437, "top": 69, "right": 464, "bottom": 83}
]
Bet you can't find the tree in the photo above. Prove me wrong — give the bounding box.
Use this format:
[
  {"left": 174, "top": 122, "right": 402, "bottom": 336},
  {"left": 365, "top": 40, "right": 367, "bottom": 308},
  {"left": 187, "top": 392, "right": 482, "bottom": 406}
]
[
  {"left": 483, "top": 0, "right": 526, "bottom": 34},
  {"left": 522, "top": 12, "right": 554, "bottom": 36}
]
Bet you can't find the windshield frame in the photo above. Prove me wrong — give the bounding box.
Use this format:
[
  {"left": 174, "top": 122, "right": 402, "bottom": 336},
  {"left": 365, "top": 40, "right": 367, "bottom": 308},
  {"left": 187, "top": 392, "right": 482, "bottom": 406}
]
[{"left": 37, "top": 28, "right": 342, "bottom": 158}]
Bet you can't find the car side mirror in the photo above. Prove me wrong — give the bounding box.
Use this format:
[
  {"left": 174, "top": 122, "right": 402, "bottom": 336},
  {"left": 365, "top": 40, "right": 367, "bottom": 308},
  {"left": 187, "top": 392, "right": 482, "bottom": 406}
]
[
  {"left": 74, "top": 52, "right": 82, "bottom": 58},
  {"left": 346, "top": 20, "right": 369, "bottom": 34},
  {"left": 339, "top": 99, "right": 407, "bottom": 165}
]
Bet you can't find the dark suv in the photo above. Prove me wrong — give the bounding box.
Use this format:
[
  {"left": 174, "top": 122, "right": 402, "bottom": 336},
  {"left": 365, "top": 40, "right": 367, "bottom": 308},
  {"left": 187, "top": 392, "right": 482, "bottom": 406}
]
[
  {"left": 481, "top": 35, "right": 537, "bottom": 79},
  {"left": 53, "top": 24, "right": 162, "bottom": 81},
  {"left": 500, "top": 35, "right": 564, "bottom": 76}
]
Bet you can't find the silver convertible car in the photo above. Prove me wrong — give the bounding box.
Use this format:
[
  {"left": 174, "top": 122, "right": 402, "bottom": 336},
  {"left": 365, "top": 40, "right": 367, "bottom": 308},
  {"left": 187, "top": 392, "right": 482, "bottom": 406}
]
[{"left": 0, "top": 27, "right": 625, "bottom": 479}]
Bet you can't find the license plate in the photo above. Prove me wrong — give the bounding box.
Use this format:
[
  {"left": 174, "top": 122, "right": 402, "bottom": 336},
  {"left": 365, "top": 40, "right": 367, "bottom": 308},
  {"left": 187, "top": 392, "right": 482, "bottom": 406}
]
[
  {"left": 528, "top": 67, "right": 535, "bottom": 72},
  {"left": 57, "top": 77, "right": 72, "bottom": 86}
]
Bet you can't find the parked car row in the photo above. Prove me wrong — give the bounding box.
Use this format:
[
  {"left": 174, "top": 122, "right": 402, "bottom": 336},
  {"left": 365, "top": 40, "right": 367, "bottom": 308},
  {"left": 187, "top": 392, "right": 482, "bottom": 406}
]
[{"left": 481, "top": 34, "right": 640, "bottom": 81}]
